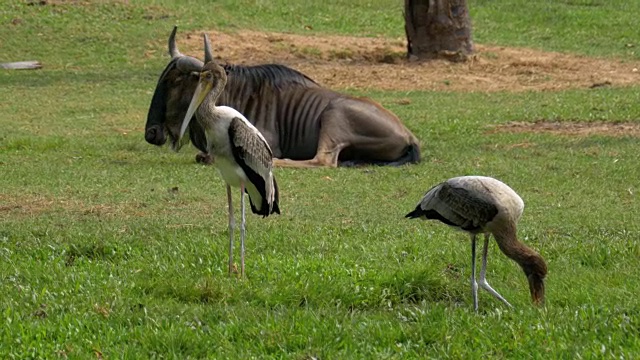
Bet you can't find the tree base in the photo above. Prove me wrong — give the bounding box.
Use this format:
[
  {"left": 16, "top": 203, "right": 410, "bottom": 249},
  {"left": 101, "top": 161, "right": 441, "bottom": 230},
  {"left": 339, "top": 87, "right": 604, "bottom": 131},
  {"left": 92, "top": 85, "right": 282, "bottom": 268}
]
[{"left": 405, "top": 0, "right": 474, "bottom": 63}]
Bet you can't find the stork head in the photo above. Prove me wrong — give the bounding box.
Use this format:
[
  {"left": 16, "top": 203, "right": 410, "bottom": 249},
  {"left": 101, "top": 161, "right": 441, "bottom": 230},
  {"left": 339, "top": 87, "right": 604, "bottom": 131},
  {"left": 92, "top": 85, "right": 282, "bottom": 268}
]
[
  {"left": 523, "top": 255, "right": 547, "bottom": 306},
  {"left": 179, "top": 34, "right": 228, "bottom": 140}
]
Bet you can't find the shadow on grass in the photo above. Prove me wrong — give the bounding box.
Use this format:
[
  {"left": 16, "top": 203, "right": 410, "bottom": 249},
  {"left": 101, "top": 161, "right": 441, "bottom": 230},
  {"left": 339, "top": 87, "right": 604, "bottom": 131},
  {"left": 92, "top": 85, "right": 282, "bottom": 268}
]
[
  {"left": 142, "top": 277, "right": 228, "bottom": 305},
  {"left": 379, "top": 270, "right": 466, "bottom": 306},
  {"left": 65, "top": 240, "right": 122, "bottom": 266},
  {"left": 306, "top": 270, "right": 466, "bottom": 312},
  {"left": 139, "top": 267, "right": 470, "bottom": 312}
]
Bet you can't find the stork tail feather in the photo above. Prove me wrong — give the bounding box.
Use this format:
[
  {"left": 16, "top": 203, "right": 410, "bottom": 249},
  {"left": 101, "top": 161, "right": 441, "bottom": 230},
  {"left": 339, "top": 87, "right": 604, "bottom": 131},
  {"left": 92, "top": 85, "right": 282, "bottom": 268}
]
[{"left": 405, "top": 207, "right": 424, "bottom": 219}]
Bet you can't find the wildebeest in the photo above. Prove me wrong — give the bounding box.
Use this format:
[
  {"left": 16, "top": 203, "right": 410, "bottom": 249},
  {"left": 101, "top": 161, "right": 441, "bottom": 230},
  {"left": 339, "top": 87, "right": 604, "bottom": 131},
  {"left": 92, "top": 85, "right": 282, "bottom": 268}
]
[{"left": 145, "top": 26, "right": 421, "bottom": 167}]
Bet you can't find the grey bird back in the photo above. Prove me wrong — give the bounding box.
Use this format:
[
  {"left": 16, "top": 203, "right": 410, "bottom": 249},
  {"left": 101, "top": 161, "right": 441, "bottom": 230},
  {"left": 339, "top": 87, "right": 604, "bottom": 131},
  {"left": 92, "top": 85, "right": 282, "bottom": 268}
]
[{"left": 434, "top": 182, "right": 498, "bottom": 229}]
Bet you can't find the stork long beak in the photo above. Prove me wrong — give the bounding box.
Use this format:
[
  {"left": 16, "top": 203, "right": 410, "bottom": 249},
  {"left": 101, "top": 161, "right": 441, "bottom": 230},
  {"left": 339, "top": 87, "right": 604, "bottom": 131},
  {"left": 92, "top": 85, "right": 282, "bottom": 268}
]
[{"left": 179, "top": 80, "right": 212, "bottom": 140}]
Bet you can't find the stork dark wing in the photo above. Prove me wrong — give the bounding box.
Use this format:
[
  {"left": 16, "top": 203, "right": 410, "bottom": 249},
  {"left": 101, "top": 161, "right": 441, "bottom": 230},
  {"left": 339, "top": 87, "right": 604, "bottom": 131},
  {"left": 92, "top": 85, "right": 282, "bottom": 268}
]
[
  {"left": 435, "top": 182, "right": 498, "bottom": 231},
  {"left": 229, "top": 117, "right": 280, "bottom": 216},
  {"left": 229, "top": 117, "right": 273, "bottom": 174}
]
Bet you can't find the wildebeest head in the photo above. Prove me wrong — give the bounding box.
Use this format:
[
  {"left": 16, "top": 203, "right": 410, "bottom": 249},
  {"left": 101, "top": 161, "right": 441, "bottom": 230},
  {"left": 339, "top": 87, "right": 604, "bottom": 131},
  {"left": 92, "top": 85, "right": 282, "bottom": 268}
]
[{"left": 145, "top": 26, "right": 208, "bottom": 152}]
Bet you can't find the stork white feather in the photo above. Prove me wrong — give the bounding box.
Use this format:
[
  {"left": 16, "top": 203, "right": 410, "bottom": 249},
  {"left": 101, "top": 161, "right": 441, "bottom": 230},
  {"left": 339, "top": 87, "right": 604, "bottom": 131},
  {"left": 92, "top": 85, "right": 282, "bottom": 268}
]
[{"left": 178, "top": 34, "right": 280, "bottom": 277}]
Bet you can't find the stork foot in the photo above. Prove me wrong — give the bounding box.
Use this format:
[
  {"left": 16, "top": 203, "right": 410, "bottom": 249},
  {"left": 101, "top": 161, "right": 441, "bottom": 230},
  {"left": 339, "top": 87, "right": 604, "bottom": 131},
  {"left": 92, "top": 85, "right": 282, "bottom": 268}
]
[
  {"left": 479, "top": 279, "right": 513, "bottom": 308},
  {"left": 229, "top": 262, "right": 239, "bottom": 276}
]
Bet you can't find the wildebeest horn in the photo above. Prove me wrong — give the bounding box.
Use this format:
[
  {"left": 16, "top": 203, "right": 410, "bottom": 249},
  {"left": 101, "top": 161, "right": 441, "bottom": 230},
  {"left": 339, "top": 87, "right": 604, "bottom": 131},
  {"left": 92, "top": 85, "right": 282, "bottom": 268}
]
[
  {"left": 175, "top": 56, "right": 204, "bottom": 72},
  {"left": 169, "top": 26, "right": 182, "bottom": 58},
  {"left": 203, "top": 33, "right": 213, "bottom": 63}
]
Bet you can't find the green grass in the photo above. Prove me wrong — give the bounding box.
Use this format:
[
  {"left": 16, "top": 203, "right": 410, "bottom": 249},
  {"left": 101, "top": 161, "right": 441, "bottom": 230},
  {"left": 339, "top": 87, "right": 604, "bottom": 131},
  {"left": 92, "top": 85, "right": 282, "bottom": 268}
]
[
  {"left": 473, "top": 0, "right": 640, "bottom": 58},
  {"left": 2, "top": 0, "right": 640, "bottom": 358}
]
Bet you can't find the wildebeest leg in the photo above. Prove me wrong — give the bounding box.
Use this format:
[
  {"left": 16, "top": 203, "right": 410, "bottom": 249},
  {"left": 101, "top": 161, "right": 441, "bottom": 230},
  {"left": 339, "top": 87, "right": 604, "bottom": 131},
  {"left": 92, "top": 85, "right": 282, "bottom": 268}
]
[
  {"left": 325, "top": 98, "right": 420, "bottom": 166},
  {"left": 273, "top": 132, "right": 346, "bottom": 168}
]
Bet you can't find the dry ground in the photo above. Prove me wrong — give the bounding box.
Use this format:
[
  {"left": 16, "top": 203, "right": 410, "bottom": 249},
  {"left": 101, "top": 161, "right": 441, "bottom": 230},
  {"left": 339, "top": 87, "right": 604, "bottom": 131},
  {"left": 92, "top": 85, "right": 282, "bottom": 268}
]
[
  {"left": 486, "top": 121, "right": 640, "bottom": 137},
  {"left": 164, "top": 29, "right": 640, "bottom": 136},
  {"left": 171, "top": 29, "right": 640, "bottom": 93}
]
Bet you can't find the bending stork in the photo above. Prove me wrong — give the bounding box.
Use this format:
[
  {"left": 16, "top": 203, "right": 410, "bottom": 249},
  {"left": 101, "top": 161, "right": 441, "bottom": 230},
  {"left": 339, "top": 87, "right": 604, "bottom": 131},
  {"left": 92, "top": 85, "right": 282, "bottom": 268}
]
[
  {"left": 179, "top": 34, "right": 280, "bottom": 277},
  {"left": 405, "top": 176, "right": 547, "bottom": 311}
]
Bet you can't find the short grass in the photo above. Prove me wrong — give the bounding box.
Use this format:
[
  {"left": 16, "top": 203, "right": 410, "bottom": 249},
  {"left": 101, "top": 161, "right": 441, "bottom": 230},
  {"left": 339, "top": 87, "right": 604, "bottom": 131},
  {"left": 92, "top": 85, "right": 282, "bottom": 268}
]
[{"left": 1, "top": 0, "right": 640, "bottom": 358}]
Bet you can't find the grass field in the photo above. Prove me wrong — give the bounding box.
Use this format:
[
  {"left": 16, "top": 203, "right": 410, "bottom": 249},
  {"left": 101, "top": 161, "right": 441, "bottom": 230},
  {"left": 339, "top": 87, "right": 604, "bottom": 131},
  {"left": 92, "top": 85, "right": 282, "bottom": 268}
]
[{"left": 2, "top": 0, "right": 640, "bottom": 358}]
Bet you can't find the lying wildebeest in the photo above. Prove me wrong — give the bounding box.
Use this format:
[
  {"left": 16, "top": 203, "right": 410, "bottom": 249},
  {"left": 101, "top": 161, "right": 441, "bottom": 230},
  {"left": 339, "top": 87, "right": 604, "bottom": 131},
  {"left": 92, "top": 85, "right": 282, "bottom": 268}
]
[{"left": 145, "top": 26, "right": 421, "bottom": 167}]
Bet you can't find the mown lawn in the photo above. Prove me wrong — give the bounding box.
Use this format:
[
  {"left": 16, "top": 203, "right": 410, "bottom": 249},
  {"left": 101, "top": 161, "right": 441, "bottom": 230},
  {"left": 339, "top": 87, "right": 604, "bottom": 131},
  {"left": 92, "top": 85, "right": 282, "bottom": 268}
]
[{"left": 1, "top": 0, "right": 639, "bottom": 358}]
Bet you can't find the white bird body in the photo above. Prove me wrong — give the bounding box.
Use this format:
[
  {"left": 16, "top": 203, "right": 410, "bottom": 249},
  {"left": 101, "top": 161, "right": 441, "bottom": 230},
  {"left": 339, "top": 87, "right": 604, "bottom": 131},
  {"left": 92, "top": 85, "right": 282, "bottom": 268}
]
[
  {"left": 178, "top": 35, "right": 280, "bottom": 277},
  {"left": 198, "top": 104, "right": 274, "bottom": 211},
  {"left": 406, "top": 175, "right": 546, "bottom": 311}
]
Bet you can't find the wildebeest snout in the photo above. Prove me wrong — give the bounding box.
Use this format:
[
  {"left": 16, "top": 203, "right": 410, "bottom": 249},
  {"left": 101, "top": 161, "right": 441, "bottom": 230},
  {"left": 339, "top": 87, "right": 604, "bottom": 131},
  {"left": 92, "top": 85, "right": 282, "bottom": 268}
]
[{"left": 145, "top": 125, "right": 166, "bottom": 146}]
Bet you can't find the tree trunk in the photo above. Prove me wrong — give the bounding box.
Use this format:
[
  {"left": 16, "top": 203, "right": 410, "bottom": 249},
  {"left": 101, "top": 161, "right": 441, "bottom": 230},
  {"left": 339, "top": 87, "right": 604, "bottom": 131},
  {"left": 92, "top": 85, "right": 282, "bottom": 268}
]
[{"left": 404, "top": 0, "right": 474, "bottom": 62}]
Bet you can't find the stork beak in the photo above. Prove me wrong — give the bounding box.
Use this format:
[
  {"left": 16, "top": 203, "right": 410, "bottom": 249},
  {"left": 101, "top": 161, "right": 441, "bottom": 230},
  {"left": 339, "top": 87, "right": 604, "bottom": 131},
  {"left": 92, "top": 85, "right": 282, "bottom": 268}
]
[{"left": 179, "top": 79, "right": 212, "bottom": 140}]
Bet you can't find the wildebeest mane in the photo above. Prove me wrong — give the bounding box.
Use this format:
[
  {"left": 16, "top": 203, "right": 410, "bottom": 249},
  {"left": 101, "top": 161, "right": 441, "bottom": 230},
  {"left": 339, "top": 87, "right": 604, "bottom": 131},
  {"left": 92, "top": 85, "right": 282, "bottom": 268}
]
[{"left": 222, "top": 63, "right": 319, "bottom": 91}]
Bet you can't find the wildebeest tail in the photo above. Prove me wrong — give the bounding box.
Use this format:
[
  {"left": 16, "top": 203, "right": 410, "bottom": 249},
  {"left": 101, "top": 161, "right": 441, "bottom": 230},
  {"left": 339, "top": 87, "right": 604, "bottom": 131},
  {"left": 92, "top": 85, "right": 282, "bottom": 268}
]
[
  {"left": 339, "top": 142, "right": 421, "bottom": 167},
  {"left": 385, "top": 141, "right": 421, "bottom": 166},
  {"left": 400, "top": 141, "right": 421, "bottom": 165}
]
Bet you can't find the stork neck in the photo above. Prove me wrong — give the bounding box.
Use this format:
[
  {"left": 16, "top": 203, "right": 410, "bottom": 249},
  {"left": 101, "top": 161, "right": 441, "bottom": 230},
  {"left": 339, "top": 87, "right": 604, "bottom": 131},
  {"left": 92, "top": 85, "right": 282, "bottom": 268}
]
[
  {"left": 200, "top": 80, "right": 226, "bottom": 116},
  {"left": 198, "top": 78, "right": 227, "bottom": 119},
  {"left": 493, "top": 229, "right": 547, "bottom": 279}
]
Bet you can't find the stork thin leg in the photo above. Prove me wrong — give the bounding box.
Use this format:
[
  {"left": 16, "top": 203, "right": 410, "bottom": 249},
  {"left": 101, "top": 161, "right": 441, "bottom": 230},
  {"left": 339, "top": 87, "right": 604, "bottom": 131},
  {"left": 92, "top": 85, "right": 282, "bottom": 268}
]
[
  {"left": 226, "top": 185, "right": 235, "bottom": 275},
  {"left": 239, "top": 183, "right": 246, "bottom": 278},
  {"left": 470, "top": 234, "right": 479, "bottom": 312},
  {"left": 479, "top": 234, "right": 513, "bottom": 308}
]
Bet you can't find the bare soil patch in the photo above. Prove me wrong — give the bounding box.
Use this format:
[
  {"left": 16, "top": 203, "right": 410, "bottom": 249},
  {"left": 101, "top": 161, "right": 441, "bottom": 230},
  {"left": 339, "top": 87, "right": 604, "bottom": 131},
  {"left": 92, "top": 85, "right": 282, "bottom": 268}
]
[
  {"left": 172, "top": 29, "right": 640, "bottom": 92},
  {"left": 488, "top": 121, "right": 640, "bottom": 137},
  {"left": 0, "top": 193, "right": 145, "bottom": 220}
]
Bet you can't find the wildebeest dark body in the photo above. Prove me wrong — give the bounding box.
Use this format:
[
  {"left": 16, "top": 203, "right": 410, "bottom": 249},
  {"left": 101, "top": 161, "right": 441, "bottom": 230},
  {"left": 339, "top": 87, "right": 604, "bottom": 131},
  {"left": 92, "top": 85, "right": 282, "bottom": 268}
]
[{"left": 145, "top": 27, "right": 421, "bottom": 168}]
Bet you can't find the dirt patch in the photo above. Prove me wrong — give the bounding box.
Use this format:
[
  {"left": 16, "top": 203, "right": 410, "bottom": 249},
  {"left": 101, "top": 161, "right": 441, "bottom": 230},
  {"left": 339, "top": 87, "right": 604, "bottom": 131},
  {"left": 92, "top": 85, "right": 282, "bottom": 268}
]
[
  {"left": 170, "top": 29, "right": 640, "bottom": 92},
  {"left": 0, "top": 193, "right": 145, "bottom": 220},
  {"left": 487, "top": 121, "right": 640, "bottom": 137},
  {"left": 0, "top": 194, "right": 60, "bottom": 218}
]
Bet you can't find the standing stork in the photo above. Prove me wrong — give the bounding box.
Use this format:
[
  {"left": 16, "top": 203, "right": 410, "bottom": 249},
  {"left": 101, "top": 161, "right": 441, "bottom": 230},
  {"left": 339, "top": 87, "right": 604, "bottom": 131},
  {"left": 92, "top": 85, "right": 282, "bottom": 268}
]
[
  {"left": 405, "top": 176, "right": 547, "bottom": 311},
  {"left": 179, "top": 34, "right": 280, "bottom": 278}
]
